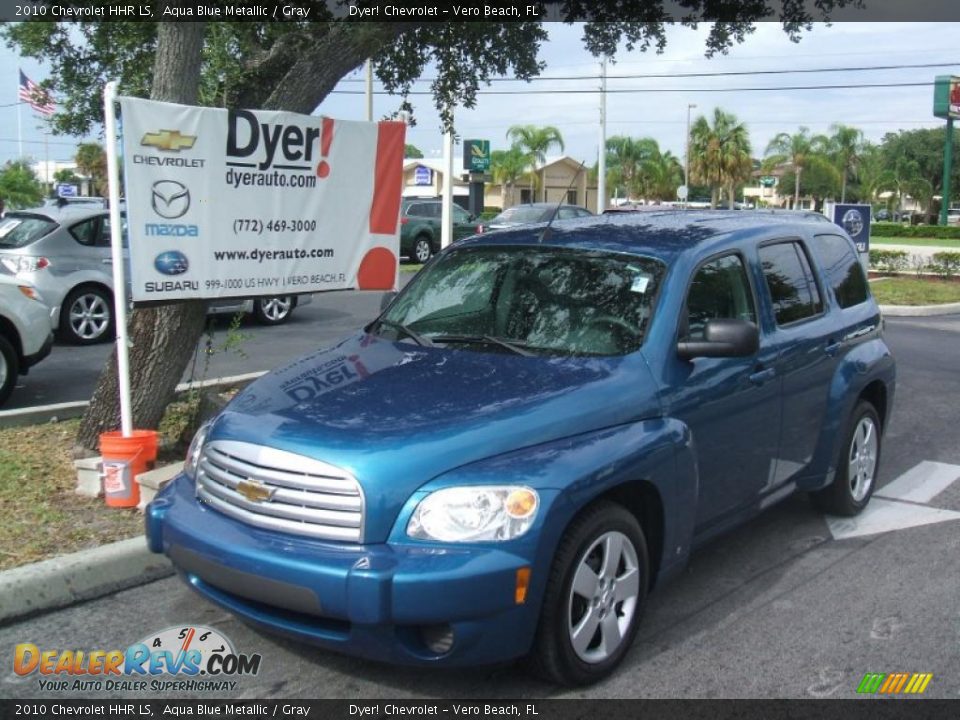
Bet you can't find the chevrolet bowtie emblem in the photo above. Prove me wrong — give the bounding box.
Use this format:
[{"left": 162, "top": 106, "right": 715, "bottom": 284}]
[
  {"left": 141, "top": 129, "right": 197, "bottom": 152},
  {"left": 236, "top": 480, "right": 275, "bottom": 503}
]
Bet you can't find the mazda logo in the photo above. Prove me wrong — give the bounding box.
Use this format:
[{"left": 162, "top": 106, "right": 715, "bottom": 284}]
[{"left": 151, "top": 180, "right": 190, "bottom": 219}]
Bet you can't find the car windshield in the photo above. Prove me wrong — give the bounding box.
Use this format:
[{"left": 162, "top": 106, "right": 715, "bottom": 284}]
[
  {"left": 492, "top": 206, "right": 549, "bottom": 224},
  {"left": 379, "top": 246, "right": 665, "bottom": 356},
  {"left": 0, "top": 214, "right": 58, "bottom": 249}
]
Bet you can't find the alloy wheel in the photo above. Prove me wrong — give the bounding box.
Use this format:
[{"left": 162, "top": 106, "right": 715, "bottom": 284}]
[
  {"left": 69, "top": 293, "right": 110, "bottom": 341},
  {"left": 848, "top": 415, "right": 878, "bottom": 502},
  {"left": 567, "top": 530, "right": 641, "bottom": 664}
]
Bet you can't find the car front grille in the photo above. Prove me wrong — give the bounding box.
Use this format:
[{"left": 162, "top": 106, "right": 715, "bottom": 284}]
[{"left": 196, "top": 440, "right": 364, "bottom": 542}]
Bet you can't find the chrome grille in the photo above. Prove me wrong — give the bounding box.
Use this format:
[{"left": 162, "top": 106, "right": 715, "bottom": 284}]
[{"left": 196, "top": 440, "right": 364, "bottom": 542}]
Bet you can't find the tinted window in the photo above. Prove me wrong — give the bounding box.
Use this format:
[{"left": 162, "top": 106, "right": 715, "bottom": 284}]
[
  {"left": 0, "top": 214, "right": 57, "bottom": 249},
  {"left": 453, "top": 206, "right": 470, "bottom": 222},
  {"left": 69, "top": 217, "right": 99, "bottom": 247},
  {"left": 759, "top": 241, "right": 823, "bottom": 325},
  {"left": 493, "top": 206, "right": 548, "bottom": 224},
  {"left": 558, "top": 207, "right": 578, "bottom": 220},
  {"left": 684, "top": 254, "right": 756, "bottom": 340},
  {"left": 814, "top": 234, "right": 869, "bottom": 309}
]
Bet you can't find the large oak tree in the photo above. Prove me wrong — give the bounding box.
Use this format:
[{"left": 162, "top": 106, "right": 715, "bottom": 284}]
[{"left": 4, "top": 2, "right": 859, "bottom": 452}]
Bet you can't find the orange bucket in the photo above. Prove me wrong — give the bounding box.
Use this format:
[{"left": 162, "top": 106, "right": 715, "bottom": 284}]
[{"left": 100, "top": 430, "right": 158, "bottom": 508}]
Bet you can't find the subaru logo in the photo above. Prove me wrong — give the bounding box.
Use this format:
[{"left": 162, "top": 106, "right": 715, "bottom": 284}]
[
  {"left": 154, "top": 250, "right": 189, "bottom": 276},
  {"left": 151, "top": 180, "right": 190, "bottom": 219}
]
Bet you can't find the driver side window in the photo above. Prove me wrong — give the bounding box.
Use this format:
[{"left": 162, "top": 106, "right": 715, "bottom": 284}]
[{"left": 683, "top": 254, "right": 756, "bottom": 341}]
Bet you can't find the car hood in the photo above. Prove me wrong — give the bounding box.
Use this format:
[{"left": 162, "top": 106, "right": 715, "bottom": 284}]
[{"left": 211, "top": 333, "right": 660, "bottom": 541}]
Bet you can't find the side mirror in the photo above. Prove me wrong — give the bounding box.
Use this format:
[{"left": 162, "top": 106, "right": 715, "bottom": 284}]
[
  {"left": 380, "top": 291, "right": 398, "bottom": 312},
  {"left": 677, "top": 318, "right": 759, "bottom": 361}
]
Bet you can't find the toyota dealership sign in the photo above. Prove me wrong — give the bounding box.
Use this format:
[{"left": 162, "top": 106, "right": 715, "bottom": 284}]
[{"left": 120, "top": 97, "right": 406, "bottom": 302}]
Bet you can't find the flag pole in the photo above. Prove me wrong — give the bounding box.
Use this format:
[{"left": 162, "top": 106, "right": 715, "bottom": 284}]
[
  {"left": 17, "top": 88, "right": 22, "bottom": 158},
  {"left": 103, "top": 80, "right": 133, "bottom": 437}
]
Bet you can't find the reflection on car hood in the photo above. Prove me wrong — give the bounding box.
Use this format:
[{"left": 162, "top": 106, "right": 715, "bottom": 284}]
[{"left": 214, "top": 333, "right": 659, "bottom": 541}]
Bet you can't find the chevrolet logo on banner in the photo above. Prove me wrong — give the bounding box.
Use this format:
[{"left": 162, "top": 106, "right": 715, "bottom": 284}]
[
  {"left": 141, "top": 129, "right": 197, "bottom": 152},
  {"left": 236, "top": 480, "right": 275, "bottom": 503},
  {"left": 857, "top": 672, "right": 933, "bottom": 695}
]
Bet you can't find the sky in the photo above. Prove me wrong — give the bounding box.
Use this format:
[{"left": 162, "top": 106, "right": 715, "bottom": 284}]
[{"left": 1, "top": 21, "right": 959, "bottom": 171}]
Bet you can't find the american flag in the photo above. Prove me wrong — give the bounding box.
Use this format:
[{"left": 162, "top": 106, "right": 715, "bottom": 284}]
[{"left": 19, "top": 70, "right": 55, "bottom": 116}]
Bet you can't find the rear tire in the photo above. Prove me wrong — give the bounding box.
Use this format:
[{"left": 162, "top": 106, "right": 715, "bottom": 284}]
[
  {"left": 529, "top": 501, "right": 648, "bottom": 686},
  {"left": 252, "top": 296, "right": 296, "bottom": 325},
  {"left": 0, "top": 335, "right": 18, "bottom": 407},
  {"left": 413, "top": 235, "right": 432, "bottom": 264},
  {"left": 60, "top": 286, "right": 114, "bottom": 345},
  {"left": 812, "top": 400, "right": 881, "bottom": 516}
]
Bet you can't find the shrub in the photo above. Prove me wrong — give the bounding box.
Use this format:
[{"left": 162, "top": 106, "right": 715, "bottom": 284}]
[
  {"left": 869, "top": 249, "right": 909, "bottom": 273},
  {"left": 928, "top": 251, "right": 960, "bottom": 278},
  {"left": 871, "top": 223, "right": 960, "bottom": 239}
]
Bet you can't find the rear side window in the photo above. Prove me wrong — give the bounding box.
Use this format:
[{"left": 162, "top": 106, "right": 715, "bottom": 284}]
[
  {"left": 759, "top": 241, "right": 823, "bottom": 325},
  {"left": 0, "top": 215, "right": 57, "bottom": 249},
  {"left": 69, "top": 218, "right": 99, "bottom": 247},
  {"left": 814, "top": 234, "right": 869, "bottom": 309}
]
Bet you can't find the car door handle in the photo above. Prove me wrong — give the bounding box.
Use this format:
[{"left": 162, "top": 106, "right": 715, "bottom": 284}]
[
  {"left": 748, "top": 367, "right": 776, "bottom": 385},
  {"left": 825, "top": 339, "right": 841, "bottom": 357}
]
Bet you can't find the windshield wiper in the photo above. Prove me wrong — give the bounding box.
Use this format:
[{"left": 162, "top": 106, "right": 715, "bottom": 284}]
[
  {"left": 430, "top": 334, "right": 534, "bottom": 357},
  {"left": 375, "top": 318, "right": 433, "bottom": 347}
]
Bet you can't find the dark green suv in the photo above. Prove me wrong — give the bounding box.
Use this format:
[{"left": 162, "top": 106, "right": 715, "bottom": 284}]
[{"left": 400, "top": 199, "right": 478, "bottom": 263}]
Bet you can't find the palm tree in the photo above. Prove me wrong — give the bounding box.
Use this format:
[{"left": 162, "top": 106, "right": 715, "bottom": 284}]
[
  {"left": 764, "top": 127, "right": 833, "bottom": 208},
  {"left": 827, "top": 124, "right": 864, "bottom": 203},
  {"left": 855, "top": 143, "right": 893, "bottom": 206},
  {"left": 506, "top": 125, "right": 564, "bottom": 202},
  {"left": 75, "top": 142, "right": 107, "bottom": 196},
  {"left": 605, "top": 136, "right": 658, "bottom": 200},
  {"left": 490, "top": 147, "right": 532, "bottom": 207},
  {"left": 689, "top": 109, "right": 753, "bottom": 209},
  {"left": 638, "top": 148, "right": 684, "bottom": 202}
]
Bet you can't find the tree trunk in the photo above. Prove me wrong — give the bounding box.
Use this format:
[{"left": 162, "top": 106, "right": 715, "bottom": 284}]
[
  {"left": 76, "top": 23, "right": 207, "bottom": 453},
  {"left": 794, "top": 168, "right": 801, "bottom": 208},
  {"left": 841, "top": 172, "right": 847, "bottom": 204},
  {"left": 710, "top": 186, "right": 719, "bottom": 209},
  {"left": 727, "top": 183, "right": 735, "bottom": 210}
]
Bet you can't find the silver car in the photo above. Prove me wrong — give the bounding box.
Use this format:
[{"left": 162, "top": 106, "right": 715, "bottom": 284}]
[
  {"left": 0, "top": 275, "right": 55, "bottom": 406},
  {"left": 0, "top": 206, "right": 310, "bottom": 345}
]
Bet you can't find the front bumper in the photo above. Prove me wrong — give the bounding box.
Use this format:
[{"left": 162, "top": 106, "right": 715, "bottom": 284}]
[
  {"left": 21, "top": 332, "right": 53, "bottom": 372},
  {"left": 146, "top": 476, "right": 541, "bottom": 666}
]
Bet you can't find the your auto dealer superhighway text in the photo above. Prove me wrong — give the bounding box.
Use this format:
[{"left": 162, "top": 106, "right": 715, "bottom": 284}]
[{"left": 348, "top": 4, "right": 541, "bottom": 17}]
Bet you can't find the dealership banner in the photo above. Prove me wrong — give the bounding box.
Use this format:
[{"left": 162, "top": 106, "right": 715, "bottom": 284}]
[{"left": 119, "top": 97, "right": 405, "bottom": 302}]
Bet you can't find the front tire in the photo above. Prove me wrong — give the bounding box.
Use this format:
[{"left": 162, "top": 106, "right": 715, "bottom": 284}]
[
  {"left": 61, "top": 286, "right": 114, "bottom": 345},
  {"left": 0, "top": 335, "right": 19, "bottom": 407},
  {"left": 253, "top": 296, "right": 295, "bottom": 325},
  {"left": 529, "top": 501, "right": 648, "bottom": 685},
  {"left": 812, "top": 400, "right": 881, "bottom": 516}
]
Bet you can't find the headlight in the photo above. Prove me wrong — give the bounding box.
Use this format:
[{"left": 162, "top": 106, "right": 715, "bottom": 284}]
[
  {"left": 184, "top": 421, "right": 212, "bottom": 481},
  {"left": 407, "top": 485, "right": 539, "bottom": 542}
]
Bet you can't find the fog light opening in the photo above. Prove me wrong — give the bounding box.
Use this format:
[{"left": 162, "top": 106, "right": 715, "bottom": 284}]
[{"left": 420, "top": 623, "right": 455, "bottom": 655}]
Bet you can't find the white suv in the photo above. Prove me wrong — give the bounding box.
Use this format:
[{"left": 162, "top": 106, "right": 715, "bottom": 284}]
[{"left": 0, "top": 275, "right": 55, "bottom": 407}]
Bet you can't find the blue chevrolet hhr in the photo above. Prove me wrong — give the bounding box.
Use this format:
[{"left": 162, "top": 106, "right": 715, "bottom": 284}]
[{"left": 147, "top": 210, "right": 895, "bottom": 685}]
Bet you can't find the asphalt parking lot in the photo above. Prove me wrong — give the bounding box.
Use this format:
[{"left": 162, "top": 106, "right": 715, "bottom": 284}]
[{"left": 1, "top": 312, "right": 958, "bottom": 699}]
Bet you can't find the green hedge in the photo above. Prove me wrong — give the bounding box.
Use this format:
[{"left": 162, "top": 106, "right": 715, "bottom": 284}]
[
  {"left": 869, "top": 249, "right": 909, "bottom": 272},
  {"left": 871, "top": 222, "right": 960, "bottom": 239},
  {"left": 930, "top": 251, "right": 960, "bottom": 278}
]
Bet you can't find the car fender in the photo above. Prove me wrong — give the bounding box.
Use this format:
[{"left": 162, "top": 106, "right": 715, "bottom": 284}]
[
  {"left": 387, "top": 416, "right": 697, "bottom": 640},
  {"left": 799, "top": 335, "right": 896, "bottom": 492}
]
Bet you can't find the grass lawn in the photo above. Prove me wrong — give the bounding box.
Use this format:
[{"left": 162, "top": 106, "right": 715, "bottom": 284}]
[
  {"left": 872, "top": 236, "right": 960, "bottom": 249},
  {"left": 0, "top": 420, "right": 144, "bottom": 571},
  {"left": 871, "top": 277, "right": 960, "bottom": 305},
  {"left": 0, "top": 396, "right": 211, "bottom": 571},
  {"left": 400, "top": 263, "right": 423, "bottom": 274}
]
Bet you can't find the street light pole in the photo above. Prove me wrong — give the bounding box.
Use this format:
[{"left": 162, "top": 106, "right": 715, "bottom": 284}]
[
  {"left": 597, "top": 58, "right": 607, "bottom": 214},
  {"left": 684, "top": 103, "right": 697, "bottom": 209}
]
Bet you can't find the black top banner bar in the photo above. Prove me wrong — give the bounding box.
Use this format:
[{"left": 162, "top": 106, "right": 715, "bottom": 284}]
[{"left": 1, "top": 0, "right": 959, "bottom": 23}]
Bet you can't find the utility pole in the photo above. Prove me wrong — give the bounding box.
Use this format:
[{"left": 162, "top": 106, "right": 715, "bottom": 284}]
[
  {"left": 684, "top": 103, "right": 697, "bottom": 209},
  {"left": 365, "top": 59, "right": 373, "bottom": 122},
  {"left": 940, "top": 115, "right": 954, "bottom": 226},
  {"left": 597, "top": 59, "right": 607, "bottom": 214},
  {"left": 442, "top": 112, "right": 454, "bottom": 249}
]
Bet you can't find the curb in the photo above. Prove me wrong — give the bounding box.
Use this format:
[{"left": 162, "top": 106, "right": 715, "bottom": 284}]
[
  {"left": 0, "top": 537, "right": 173, "bottom": 626},
  {"left": 0, "top": 370, "right": 266, "bottom": 429},
  {"left": 880, "top": 302, "right": 960, "bottom": 317}
]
